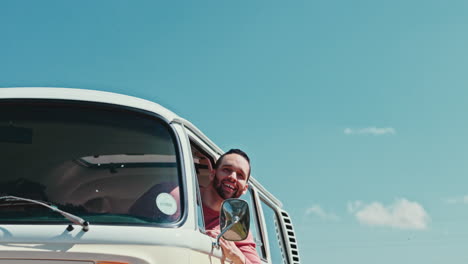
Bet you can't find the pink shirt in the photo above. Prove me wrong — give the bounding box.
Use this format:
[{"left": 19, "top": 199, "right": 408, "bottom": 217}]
[{"left": 203, "top": 204, "right": 262, "bottom": 264}]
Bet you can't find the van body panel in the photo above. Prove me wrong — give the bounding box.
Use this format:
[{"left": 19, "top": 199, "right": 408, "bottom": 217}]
[
  {"left": 0, "top": 227, "right": 224, "bottom": 263},
  {"left": 0, "top": 244, "right": 190, "bottom": 264}
]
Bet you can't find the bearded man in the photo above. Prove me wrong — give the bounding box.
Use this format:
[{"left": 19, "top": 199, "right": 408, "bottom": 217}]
[{"left": 201, "top": 149, "right": 261, "bottom": 264}]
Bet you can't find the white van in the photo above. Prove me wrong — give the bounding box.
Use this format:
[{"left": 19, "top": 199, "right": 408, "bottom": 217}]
[{"left": 0, "top": 88, "right": 300, "bottom": 264}]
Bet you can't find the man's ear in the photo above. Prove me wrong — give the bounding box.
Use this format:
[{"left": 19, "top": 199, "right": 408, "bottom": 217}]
[
  {"left": 208, "top": 169, "right": 215, "bottom": 181},
  {"left": 240, "top": 184, "right": 249, "bottom": 196}
]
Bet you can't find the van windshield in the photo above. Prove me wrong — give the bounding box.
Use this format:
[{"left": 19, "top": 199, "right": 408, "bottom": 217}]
[{"left": 0, "top": 101, "right": 182, "bottom": 225}]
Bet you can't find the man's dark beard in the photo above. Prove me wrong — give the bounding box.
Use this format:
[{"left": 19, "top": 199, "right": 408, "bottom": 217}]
[{"left": 213, "top": 176, "right": 240, "bottom": 199}]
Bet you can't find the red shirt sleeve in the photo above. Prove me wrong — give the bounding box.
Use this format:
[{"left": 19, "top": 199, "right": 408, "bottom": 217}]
[{"left": 235, "top": 232, "right": 262, "bottom": 264}]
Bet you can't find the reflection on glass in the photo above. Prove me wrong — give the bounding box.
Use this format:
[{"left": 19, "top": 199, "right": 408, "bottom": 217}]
[{"left": 0, "top": 102, "right": 181, "bottom": 225}]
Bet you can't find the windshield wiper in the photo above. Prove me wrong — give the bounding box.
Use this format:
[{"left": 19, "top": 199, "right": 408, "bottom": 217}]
[{"left": 0, "top": 195, "right": 90, "bottom": 231}]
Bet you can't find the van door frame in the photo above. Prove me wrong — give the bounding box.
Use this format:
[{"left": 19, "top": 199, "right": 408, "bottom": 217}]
[{"left": 176, "top": 124, "right": 225, "bottom": 262}]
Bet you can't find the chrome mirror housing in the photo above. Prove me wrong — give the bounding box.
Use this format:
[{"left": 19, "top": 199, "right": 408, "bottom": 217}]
[{"left": 214, "top": 198, "right": 250, "bottom": 248}]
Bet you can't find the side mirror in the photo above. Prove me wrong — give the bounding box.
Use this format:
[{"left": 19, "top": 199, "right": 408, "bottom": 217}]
[{"left": 214, "top": 198, "right": 250, "bottom": 248}]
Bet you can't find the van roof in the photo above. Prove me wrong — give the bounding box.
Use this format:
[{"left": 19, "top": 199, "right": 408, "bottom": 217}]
[{"left": 0, "top": 87, "right": 180, "bottom": 122}]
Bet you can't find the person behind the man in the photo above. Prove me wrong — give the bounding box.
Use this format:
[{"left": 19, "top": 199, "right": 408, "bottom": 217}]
[{"left": 200, "top": 149, "right": 261, "bottom": 264}]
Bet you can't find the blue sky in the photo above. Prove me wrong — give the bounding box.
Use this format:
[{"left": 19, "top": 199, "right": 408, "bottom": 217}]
[{"left": 2, "top": 1, "right": 468, "bottom": 263}]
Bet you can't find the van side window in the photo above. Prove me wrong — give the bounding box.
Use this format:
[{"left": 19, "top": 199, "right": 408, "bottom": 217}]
[
  {"left": 240, "top": 188, "right": 267, "bottom": 260},
  {"left": 260, "top": 199, "right": 288, "bottom": 264}
]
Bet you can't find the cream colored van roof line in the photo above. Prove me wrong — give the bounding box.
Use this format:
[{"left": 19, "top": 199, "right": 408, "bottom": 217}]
[
  {"left": 249, "top": 177, "right": 283, "bottom": 207},
  {"left": 0, "top": 87, "right": 180, "bottom": 122},
  {"left": 171, "top": 118, "right": 224, "bottom": 156}
]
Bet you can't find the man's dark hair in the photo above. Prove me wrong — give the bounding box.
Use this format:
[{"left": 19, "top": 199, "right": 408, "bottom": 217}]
[{"left": 214, "top": 149, "right": 251, "bottom": 179}]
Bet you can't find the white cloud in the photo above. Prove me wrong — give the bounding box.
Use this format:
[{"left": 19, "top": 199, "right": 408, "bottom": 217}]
[
  {"left": 443, "top": 195, "right": 468, "bottom": 204},
  {"left": 348, "top": 199, "right": 430, "bottom": 230},
  {"left": 305, "top": 205, "right": 339, "bottom": 221},
  {"left": 344, "top": 127, "right": 396, "bottom": 136},
  {"left": 347, "top": 200, "right": 363, "bottom": 213}
]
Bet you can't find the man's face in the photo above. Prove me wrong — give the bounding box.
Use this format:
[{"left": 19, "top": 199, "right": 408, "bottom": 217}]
[{"left": 211, "top": 153, "right": 249, "bottom": 200}]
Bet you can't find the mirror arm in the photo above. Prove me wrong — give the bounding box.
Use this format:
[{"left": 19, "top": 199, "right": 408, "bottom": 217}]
[{"left": 212, "top": 216, "right": 240, "bottom": 249}]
